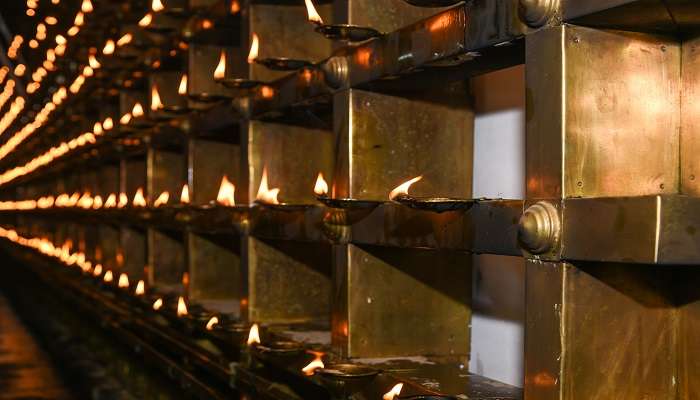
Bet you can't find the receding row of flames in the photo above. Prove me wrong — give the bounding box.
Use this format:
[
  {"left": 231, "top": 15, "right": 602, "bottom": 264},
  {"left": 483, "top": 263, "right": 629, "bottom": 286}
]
[
  {"left": 0, "top": 224, "right": 404, "bottom": 399},
  {"left": 0, "top": 173, "right": 427, "bottom": 211}
]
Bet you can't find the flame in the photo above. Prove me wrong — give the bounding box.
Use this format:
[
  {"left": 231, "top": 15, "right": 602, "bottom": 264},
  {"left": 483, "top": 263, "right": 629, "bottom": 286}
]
[
  {"left": 119, "top": 113, "right": 131, "bottom": 125},
  {"left": 103, "top": 270, "right": 113, "bottom": 283},
  {"left": 118, "top": 273, "right": 129, "bottom": 288},
  {"left": 118, "top": 192, "right": 128, "bottom": 208},
  {"left": 103, "top": 39, "right": 115, "bottom": 55},
  {"left": 247, "top": 323, "right": 261, "bottom": 346},
  {"left": 93, "top": 122, "right": 103, "bottom": 135},
  {"left": 314, "top": 172, "right": 328, "bottom": 196},
  {"left": 153, "top": 191, "right": 169, "bottom": 207},
  {"left": 230, "top": 0, "right": 240, "bottom": 14},
  {"left": 153, "top": 297, "right": 163, "bottom": 310},
  {"left": 302, "top": 354, "right": 325, "bottom": 376},
  {"left": 81, "top": 0, "right": 93, "bottom": 13},
  {"left": 138, "top": 13, "right": 153, "bottom": 27},
  {"left": 206, "top": 316, "right": 219, "bottom": 331},
  {"left": 180, "top": 184, "right": 190, "bottom": 204},
  {"left": 74, "top": 12, "right": 84, "bottom": 26},
  {"left": 217, "top": 176, "right": 235, "bottom": 206},
  {"left": 151, "top": 84, "right": 163, "bottom": 111},
  {"left": 178, "top": 74, "right": 188, "bottom": 95},
  {"left": 133, "top": 188, "right": 147, "bottom": 207},
  {"left": 104, "top": 193, "right": 116, "bottom": 208},
  {"left": 103, "top": 117, "right": 114, "bottom": 130},
  {"left": 389, "top": 176, "right": 422, "bottom": 200},
  {"left": 305, "top": 0, "right": 323, "bottom": 25},
  {"left": 247, "top": 33, "right": 259, "bottom": 64},
  {"left": 382, "top": 383, "right": 404, "bottom": 400},
  {"left": 214, "top": 50, "right": 226, "bottom": 80},
  {"left": 92, "top": 195, "right": 103, "bottom": 209},
  {"left": 152, "top": 0, "right": 165, "bottom": 12},
  {"left": 117, "top": 33, "right": 133, "bottom": 47},
  {"left": 177, "top": 296, "right": 188, "bottom": 317},
  {"left": 93, "top": 263, "right": 102, "bottom": 276},
  {"left": 135, "top": 279, "right": 145, "bottom": 295},
  {"left": 256, "top": 167, "right": 280, "bottom": 204},
  {"left": 132, "top": 102, "right": 145, "bottom": 118}
]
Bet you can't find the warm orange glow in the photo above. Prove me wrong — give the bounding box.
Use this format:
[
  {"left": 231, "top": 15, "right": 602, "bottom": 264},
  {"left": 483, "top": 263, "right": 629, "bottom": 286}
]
[
  {"left": 151, "top": 84, "right": 163, "bottom": 111},
  {"left": 180, "top": 184, "right": 190, "bottom": 204},
  {"left": 119, "top": 112, "right": 132, "bottom": 124},
  {"left": 247, "top": 33, "right": 259, "bottom": 64},
  {"left": 14, "top": 64, "right": 25, "bottom": 77},
  {"left": 389, "top": 176, "right": 422, "bottom": 200},
  {"left": 206, "top": 316, "right": 219, "bottom": 331},
  {"left": 152, "top": 0, "right": 165, "bottom": 12},
  {"left": 133, "top": 188, "right": 147, "bottom": 207},
  {"left": 67, "top": 26, "right": 80, "bottom": 37},
  {"left": 256, "top": 167, "right": 280, "bottom": 204},
  {"left": 103, "top": 270, "right": 113, "bottom": 283},
  {"left": 153, "top": 191, "right": 169, "bottom": 207},
  {"left": 214, "top": 50, "right": 226, "bottom": 80},
  {"left": 118, "top": 192, "right": 128, "bottom": 208},
  {"left": 138, "top": 13, "right": 153, "bottom": 27},
  {"left": 247, "top": 323, "right": 261, "bottom": 346},
  {"left": 81, "top": 0, "right": 93, "bottom": 13},
  {"left": 261, "top": 86, "right": 274, "bottom": 99},
  {"left": 74, "top": 12, "right": 84, "bottom": 26},
  {"left": 132, "top": 102, "right": 145, "bottom": 118},
  {"left": 93, "top": 263, "right": 103, "bottom": 276},
  {"left": 118, "top": 273, "right": 129, "bottom": 288},
  {"left": 177, "top": 296, "right": 188, "bottom": 317},
  {"left": 201, "top": 19, "right": 213, "bottom": 29},
  {"left": 104, "top": 193, "right": 116, "bottom": 208},
  {"left": 216, "top": 175, "right": 235, "bottom": 207},
  {"left": 382, "top": 383, "right": 403, "bottom": 400},
  {"left": 117, "top": 33, "right": 133, "bottom": 47},
  {"left": 230, "top": 0, "right": 240, "bottom": 14},
  {"left": 153, "top": 297, "right": 163, "bottom": 310},
  {"left": 304, "top": 0, "right": 323, "bottom": 25},
  {"left": 302, "top": 354, "right": 325, "bottom": 376},
  {"left": 178, "top": 74, "right": 188, "bottom": 95},
  {"left": 92, "top": 195, "right": 103, "bottom": 209},
  {"left": 88, "top": 55, "right": 101, "bottom": 70},
  {"left": 103, "top": 117, "right": 114, "bottom": 130},
  {"left": 55, "top": 35, "right": 67, "bottom": 45},
  {"left": 103, "top": 39, "right": 115, "bottom": 55},
  {"left": 135, "top": 280, "right": 145, "bottom": 295},
  {"left": 314, "top": 172, "right": 328, "bottom": 196}
]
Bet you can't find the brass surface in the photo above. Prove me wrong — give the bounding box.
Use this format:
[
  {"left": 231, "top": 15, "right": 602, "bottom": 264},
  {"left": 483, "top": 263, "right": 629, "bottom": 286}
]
[
  {"left": 148, "top": 229, "right": 185, "bottom": 288},
  {"left": 682, "top": 37, "right": 700, "bottom": 196},
  {"left": 120, "top": 226, "right": 147, "bottom": 278},
  {"left": 187, "top": 232, "right": 241, "bottom": 311},
  {"left": 526, "top": 25, "right": 680, "bottom": 199},
  {"left": 189, "top": 139, "right": 243, "bottom": 205},
  {"left": 332, "top": 244, "right": 471, "bottom": 358},
  {"left": 335, "top": 0, "right": 450, "bottom": 34}
]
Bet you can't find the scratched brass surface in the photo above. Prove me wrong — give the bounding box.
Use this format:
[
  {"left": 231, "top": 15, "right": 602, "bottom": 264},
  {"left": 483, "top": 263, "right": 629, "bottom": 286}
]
[
  {"left": 187, "top": 232, "right": 241, "bottom": 308},
  {"left": 681, "top": 37, "right": 700, "bottom": 196},
  {"left": 335, "top": 0, "right": 449, "bottom": 35},
  {"left": 526, "top": 25, "right": 680, "bottom": 199},
  {"left": 333, "top": 88, "right": 473, "bottom": 200},
  {"left": 525, "top": 260, "right": 677, "bottom": 399},
  {"left": 189, "top": 139, "right": 243, "bottom": 205},
  {"left": 332, "top": 244, "right": 470, "bottom": 358}
]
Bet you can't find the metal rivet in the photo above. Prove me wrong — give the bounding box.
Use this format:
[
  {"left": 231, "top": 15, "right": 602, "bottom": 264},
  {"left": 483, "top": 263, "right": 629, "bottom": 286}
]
[{"left": 518, "top": 201, "right": 560, "bottom": 254}]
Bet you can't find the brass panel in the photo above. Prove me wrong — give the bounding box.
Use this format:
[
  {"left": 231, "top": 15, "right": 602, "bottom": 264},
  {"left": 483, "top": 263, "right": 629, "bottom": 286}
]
[
  {"left": 121, "top": 158, "right": 147, "bottom": 198},
  {"left": 98, "top": 164, "right": 120, "bottom": 198},
  {"left": 681, "top": 37, "right": 700, "bottom": 196},
  {"left": 120, "top": 226, "right": 146, "bottom": 279},
  {"left": 332, "top": 244, "right": 470, "bottom": 358},
  {"left": 187, "top": 44, "right": 237, "bottom": 100},
  {"left": 148, "top": 229, "right": 185, "bottom": 288},
  {"left": 678, "top": 269, "right": 700, "bottom": 399},
  {"left": 189, "top": 139, "right": 242, "bottom": 205},
  {"left": 98, "top": 225, "right": 120, "bottom": 270},
  {"left": 187, "top": 233, "right": 241, "bottom": 313},
  {"left": 246, "top": 237, "right": 330, "bottom": 324},
  {"left": 336, "top": 0, "right": 450, "bottom": 35},
  {"left": 526, "top": 26, "right": 680, "bottom": 199},
  {"left": 148, "top": 149, "right": 186, "bottom": 198},
  {"left": 525, "top": 260, "right": 677, "bottom": 399},
  {"left": 247, "top": 121, "right": 333, "bottom": 204},
  {"left": 250, "top": 205, "right": 328, "bottom": 243},
  {"left": 334, "top": 89, "right": 473, "bottom": 200}
]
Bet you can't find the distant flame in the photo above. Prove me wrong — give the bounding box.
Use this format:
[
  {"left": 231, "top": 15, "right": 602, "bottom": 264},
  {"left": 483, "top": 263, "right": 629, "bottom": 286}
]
[
  {"left": 206, "top": 316, "right": 219, "bottom": 331},
  {"left": 173, "top": 76, "right": 187, "bottom": 98},
  {"left": 103, "top": 117, "right": 114, "bottom": 130},
  {"left": 247, "top": 323, "right": 261, "bottom": 346},
  {"left": 132, "top": 102, "right": 144, "bottom": 118},
  {"left": 177, "top": 296, "right": 188, "bottom": 317},
  {"left": 382, "top": 383, "right": 404, "bottom": 400},
  {"left": 256, "top": 167, "right": 280, "bottom": 204},
  {"left": 153, "top": 191, "right": 169, "bottom": 207},
  {"left": 247, "top": 33, "right": 259, "bottom": 64},
  {"left": 230, "top": 0, "right": 240, "bottom": 14},
  {"left": 389, "top": 176, "right": 422, "bottom": 200},
  {"left": 305, "top": 0, "right": 323, "bottom": 25},
  {"left": 135, "top": 280, "right": 145, "bottom": 295},
  {"left": 104, "top": 193, "right": 116, "bottom": 208},
  {"left": 117, "top": 33, "right": 133, "bottom": 47},
  {"left": 214, "top": 50, "right": 226, "bottom": 80},
  {"left": 314, "top": 172, "right": 328, "bottom": 196},
  {"left": 118, "top": 273, "right": 129, "bottom": 288},
  {"left": 151, "top": 84, "right": 163, "bottom": 111},
  {"left": 138, "top": 13, "right": 153, "bottom": 27},
  {"left": 93, "top": 263, "right": 102, "bottom": 276},
  {"left": 103, "top": 39, "right": 115, "bottom": 55},
  {"left": 81, "top": 0, "right": 93, "bottom": 13},
  {"left": 302, "top": 354, "right": 325, "bottom": 376},
  {"left": 152, "top": 0, "right": 165, "bottom": 12},
  {"left": 217, "top": 176, "right": 235, "bottom": 207},
  {"left": 120, "top": 113, "right": 132, "bottom": 125},
  {"left": 103, "top": 270, "right": 113, "bottom": 283},
  {"left": 133, "top": 188, "right": 147, "bottom": 207},
  {"left": 89, "top": 54, "right": 101, "bottom": 69},
  {"left": 153, "top": 297, "right": 163, "bottom": 310},
  {"left": 92, "top": 195, "right": 103, "bottom": 209},
  {"left": 180, "top": 184, "right": 190, "bottom": 204},
  {"left": 118, "top": 192, "right": 128, "bottom": 208}
]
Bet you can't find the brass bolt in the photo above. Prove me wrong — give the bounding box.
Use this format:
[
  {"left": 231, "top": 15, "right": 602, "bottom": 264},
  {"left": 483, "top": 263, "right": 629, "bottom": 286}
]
[
  {"left": 518, "top": 201, "right": 560, "bottom": 254},
  {"left": 519, "top": 0, "right": 559, "bottom": 27},
  {"left": 321, "top": 56, "right": 348, "bottom": 89}
]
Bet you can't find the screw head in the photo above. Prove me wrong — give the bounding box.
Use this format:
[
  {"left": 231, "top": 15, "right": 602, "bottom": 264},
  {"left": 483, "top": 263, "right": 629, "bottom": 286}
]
[
  {"left": 518, "top": 201, "right": 560, "bottom": 254},
  {"left": 321, "top": 56, "right": 348, "bottom": 89}
]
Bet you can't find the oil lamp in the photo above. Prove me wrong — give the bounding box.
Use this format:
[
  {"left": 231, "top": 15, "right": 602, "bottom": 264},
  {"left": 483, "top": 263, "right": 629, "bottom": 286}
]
[
  {"left": 305, "top": 0, "right": 381, "bottom": 42},
  {"left": 390, "top": 176, "right": 474, "bottom": 212}
]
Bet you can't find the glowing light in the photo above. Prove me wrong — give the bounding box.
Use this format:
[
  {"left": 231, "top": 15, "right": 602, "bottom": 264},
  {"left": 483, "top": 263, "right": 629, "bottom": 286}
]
[
  {"left": 138, "top": 13, "right": 153, "bottom": 27},
  {"left": 103, "top": 40, "right": 115, "bottom": 55},
  {"left": 256, "top": 167, "right": 280, "bottom": 204},
  {"left": 135, "top": 280, "right": 145, "bottom": 295},
  {"left": 93, "top": 264, "right": 103, "bottom": 276},
  {"left": 314, "top": 172, "right": 328, "bottom": 196},
  {"left": 180, "top": 184, "right": 190, "bottom": 204},
  {"left": 153, "top": 298, "right": 163, "bottom": 310},
  {"left": 230, "top": 0, "right": 240, "bottom": 14},
  {"left": 305, "top": 0, "right": 324, "bottom": 25},
  {"left": 216, "top": 175, "right": 235, "bottom": 207},
  {"left": 150, "top": 84, "right": 163, "bottom": 111},
  {"left": 382, "top": 383, "right": 403, "bottom": 400},
  {"left": 178, "top": 74, "right": 188, "bottom": 95},
  {"left": 118, "top": 192, "right": 128, "bottom": 208},
  {"left": 389, "top": 176, "right": 423, "bottom": 200},
  {"left": 131, "top": 102, "right": 144, "bottom": 118},
  {"left": 213, "top": 50, "right": 226, "bottom": 80},
  {"left": 118, "top": 273, "right": 129, "bottom": 288},
  {"left": 132, "top": 188, "right": 147, "bottom": 207},
  {"left": 117, "top": 33, "right": 133, "bottom": 47},
  {"left": 74, "top": 12, "right": 84, "bottom": 26},
  {"left": 152, "top": 0, "right": 165, "bottom": 12},
  {"left": 247, "top": 33, "right": 259, "bottom": 64},
  {"left": 206, "top": 316, "right": 219, "bottom": 331},
  {"left": 103, "top": 270, "right": 113, "bottom": 283},
  {"left": 302, "top": 354, "right": 325, "bottom": 376},
  {"left": 177, "top": 296, "right": 188, "bottom": 317},
  {"left": 81, "top": 0, "right": 93, "bottom": 13},
  {"left": 247, "top": 323, "right": 261, "bottom": 346}
]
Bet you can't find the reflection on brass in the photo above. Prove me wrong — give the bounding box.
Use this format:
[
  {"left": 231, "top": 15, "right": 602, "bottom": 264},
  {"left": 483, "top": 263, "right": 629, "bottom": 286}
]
[{"left": 519, "top": 0, "right": 559, "bottom": 27}]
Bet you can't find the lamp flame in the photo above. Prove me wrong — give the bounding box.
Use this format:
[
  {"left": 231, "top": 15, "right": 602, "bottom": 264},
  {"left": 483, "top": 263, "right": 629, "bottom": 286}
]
[
  {"left": 138, "top": 13, "right": 153, "bottom": 27},
  {"left": 103, "top": 39, "right": 115, "bottom": 55},
  {"left": 153, "top": 191, "right": 169, "bottom": 207},
  {"left": 247, "top": 323, "right": 261, "bottom": 346},
  {"left": 178, "top": 74, "right": 188, "bottom": 95},
  {"left": 119, "top": 113, "right": 131, "bottom": 125},
  {"left": 216, "top": 176, "right": 235, "bottom": 207},
  {"left": 133, "top": 188, "right": 147, "bottom": 207},
  {"left": 153, "top": 297, "right": 163, "bottom": 310},
  {"left": 152, "top": 0, "right": 165, "bottom": 12},
  {"left": 388, "top": 176, "right": 422, "bottom": 200},
  {"left": 206, "top": 316, "right": 219, "bottom": 331},
  {"left": 88, "top": 54, "right": 101, "bottom": 69},
  {"left": 135, "top": 280, "right": 145, "bottom": 295},
  {"left": 177, "top": 296, "right": 188, "bottom": 317},
  {"left": 382, "top": 383, "right": 404, "bottom": 400},
  {"left": 132, "top": 102, "right": 144, "bottom": 118},
  {"left": 118, "top": 192, "right": 128, "bottom": 208},
  {"left": 103, "top": 270, "right": 113, "bottom": 283},
  {"left": 247, "top": 33, "right": 259, "bottom": 64},
  {"left": 256, "top": 167, "right": 280, "bottom": 204},
  {"left": 93, "top": 263, "right": 102, "bottom": 276},
  {"left": 104, "top": 193, "right": 116, "bottom": 208},
  {"left": 81, "top": 0, "right": 93, "bottom": 13},
  {"left": 230, "top": 0, "right": 240, "bottom": 14},
  {"left": 214, "top": 50, "right": 226, "bottom": 80},
  {"left": 302, "top": 354, "right": 325, "bottom": 376},
  {"left": 103, "top": 117, "right": 114, "bottom": 130},
  {"left": 304, "top": 0, "right": 323, "bottom": 25},
  {"left": 117, "top": 33, "right": 133, "bottom": 47},
  {"left": 314, "top": 172, "right": 328, "bottom": 196},
  {"left": 118, "top": 273, "right": 129, "bottom": 288},
  {"left": 180, "top": 184, "right": 190, "bottom": 204},
  {"left": 151, "top": 84, "right": 163, "bottom": 111}
]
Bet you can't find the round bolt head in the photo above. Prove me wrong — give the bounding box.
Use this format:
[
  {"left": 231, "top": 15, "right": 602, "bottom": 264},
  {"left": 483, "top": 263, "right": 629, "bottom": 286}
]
[{"left": 518, "top": 200, "right": 560, "bottom": 254}]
